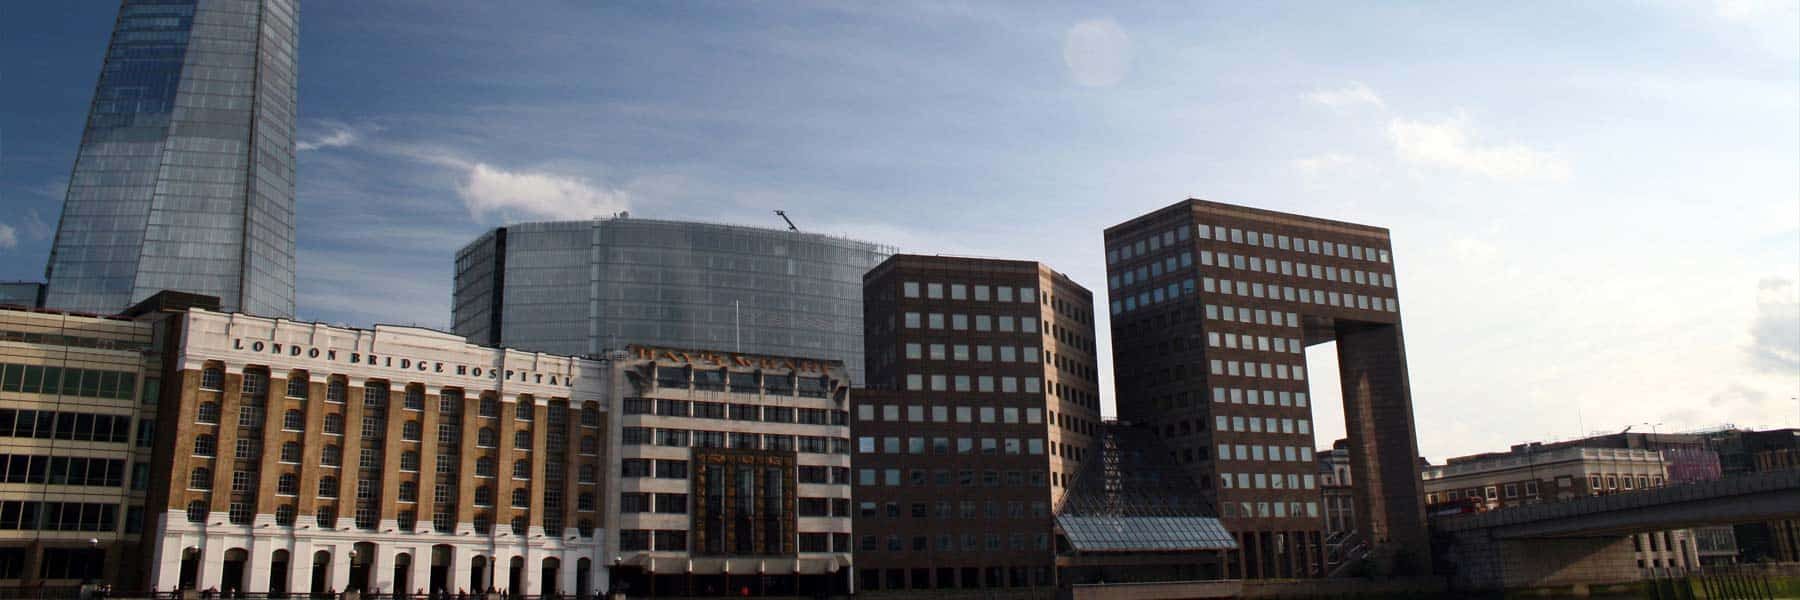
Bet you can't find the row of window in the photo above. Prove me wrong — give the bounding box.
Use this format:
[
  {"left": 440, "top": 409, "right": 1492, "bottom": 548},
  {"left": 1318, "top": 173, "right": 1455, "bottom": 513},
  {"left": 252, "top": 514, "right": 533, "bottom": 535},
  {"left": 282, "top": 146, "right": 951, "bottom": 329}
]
[
  {"left": 621, "top": 398, "right": 846, "bottom": 425},
  {"left": 1112, "top": 249, "right": 1393, "bottom": 294},
  {"left": 0, "top": 455, "right": 126, "bottom": 487},
  {"left": 861, "top": 532, "right": 1049, "bottom": 554},
  {"left": 620, "top": 427, "right": 849, "bottom": 454},
  {"left": 857, "top": 436, "right": 1047, "bottom": 457},
  {"left": 901, "top": 311, "right": 1043, "bottom": 337},
  {"left": 652, "top": 366, "right": 831, "bottom": 397},
  {"left": 1112, "top": 273, "right": 1398, "bottom": 316},
  {"left": 196, "top": 367, "right": 604, "bottom": 426},
  {"left": 1219, "top": 471, "right": 1320, "bottom": 491},
  {"left": 903, "top": 342, "right": 1043, "bottom": 366},
  {"left": 1107, "top": 221, "right": 1389, "bottom": 266},
  {"left": 1219, "top": 500, "right": 1321, "bottom": 520},
  {"left": 902, "top": 282, "right": 1038, "bottom": 304},
  {"left": 855, "top": 467, "right": 1047, "bottom": 488},
  {"left": 1216, "top": 415, "right": 1314, "bottom": 435},
  {"left": 617, "top": 529, "right": 852, "bottom": 553},
  {"left": 0, "top": 363, "right": 139, "bottom": 401},
  {"left": 859, "top": 498, "right": 1048, "bottom": 520},
  {"left": 858, "top": 566, "right": 1052, "bottom": 592},
  {"left": 1208, "top": 359, "right": 1308, "bottom": 382},
  {"left": 182, "top": 500, "right": 600, "bottom": 537},
  {"left": 0, "top": 409, "right": 134, "bottom": 443},
  {"left": 902, "top": 374, "right": 1042, "bottom": 394},
  {"left": 617, "top": 492, "right": 691, "bottom": 514},
  {"left": 0, "top": 501, "right": 118, "bottom": 532},
  {"left": 857, "top": 403, "right": 1045, "bottom": 426}
]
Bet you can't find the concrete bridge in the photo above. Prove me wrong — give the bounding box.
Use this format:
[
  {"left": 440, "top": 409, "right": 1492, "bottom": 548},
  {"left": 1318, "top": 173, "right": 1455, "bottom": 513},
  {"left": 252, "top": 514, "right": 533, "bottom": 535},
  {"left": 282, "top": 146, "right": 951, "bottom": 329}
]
[{"left": 1434, "top": 469, "right": 1800, "bottom": 592}]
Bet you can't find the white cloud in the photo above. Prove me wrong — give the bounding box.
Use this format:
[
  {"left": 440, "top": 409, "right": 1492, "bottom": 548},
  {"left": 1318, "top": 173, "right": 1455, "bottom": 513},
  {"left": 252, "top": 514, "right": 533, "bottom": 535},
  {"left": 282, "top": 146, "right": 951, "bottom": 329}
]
[
  {"left": 1387, "top": 114, "right": 1570, "bottom": 181},
  {"left": 1306, "top": 81, "right": 1385, "bottom": 109},
  {"left": 1064, "top": 19, "right": 1132, "bottom": 88},
  {"left": 1293, "top": 153, "right": 1355, "bottom": 176},
  {"left": 298, "top": 128, "right": 358, "bottom": 152},
  {"left": 0, "top": 223, "right": 16, "bottom": 250},
  {"left": 1747, "top": 277, "right": 1799, "bottom": 375},
  {"left": 458, "top": 163, "right": 629, "bottom": 222}
]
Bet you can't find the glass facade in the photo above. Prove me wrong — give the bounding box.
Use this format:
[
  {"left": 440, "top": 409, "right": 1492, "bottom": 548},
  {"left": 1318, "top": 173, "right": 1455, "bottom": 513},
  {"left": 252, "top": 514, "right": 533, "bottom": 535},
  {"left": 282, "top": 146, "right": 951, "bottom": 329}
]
[
  {"left": 453, "top": 218, "right": 891, "bottom": 384},
  {"left": 44, "top": 0, "right": 298, "bottom": 318}
]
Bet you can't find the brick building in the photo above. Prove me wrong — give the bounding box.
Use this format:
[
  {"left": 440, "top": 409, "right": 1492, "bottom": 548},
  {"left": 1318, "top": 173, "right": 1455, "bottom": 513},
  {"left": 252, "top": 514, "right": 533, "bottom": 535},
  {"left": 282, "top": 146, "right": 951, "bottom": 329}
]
[
  {"left": 1104, "top": 199, "right": 1426, "bottom": 577},
  {"left": 851, "top": 255, "right": 1102, "bottom": 592},
  {"left": 145, "top": 308, "right": 610, "bottom": 596}
]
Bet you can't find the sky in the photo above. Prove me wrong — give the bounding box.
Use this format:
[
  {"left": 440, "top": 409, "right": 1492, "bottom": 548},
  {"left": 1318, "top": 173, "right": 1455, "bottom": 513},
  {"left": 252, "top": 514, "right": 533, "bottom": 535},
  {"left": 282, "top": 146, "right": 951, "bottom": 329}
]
[{"left": 2, "top": 1, "right": 1796, "bottom": 463}]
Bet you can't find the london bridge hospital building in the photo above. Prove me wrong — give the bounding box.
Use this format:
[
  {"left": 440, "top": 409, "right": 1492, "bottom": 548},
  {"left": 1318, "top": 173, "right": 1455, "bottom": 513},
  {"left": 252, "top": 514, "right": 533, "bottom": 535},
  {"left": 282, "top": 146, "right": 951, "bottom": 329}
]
[{"left": 147, "top": 308, "right": 610, "bottom": 597}]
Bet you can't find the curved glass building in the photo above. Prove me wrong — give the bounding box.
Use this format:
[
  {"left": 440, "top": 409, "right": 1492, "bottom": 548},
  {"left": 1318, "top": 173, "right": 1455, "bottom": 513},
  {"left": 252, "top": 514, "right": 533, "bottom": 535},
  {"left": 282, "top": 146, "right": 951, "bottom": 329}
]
[{"left": 453, "top": 217, "right": 892, "bottom": 384}]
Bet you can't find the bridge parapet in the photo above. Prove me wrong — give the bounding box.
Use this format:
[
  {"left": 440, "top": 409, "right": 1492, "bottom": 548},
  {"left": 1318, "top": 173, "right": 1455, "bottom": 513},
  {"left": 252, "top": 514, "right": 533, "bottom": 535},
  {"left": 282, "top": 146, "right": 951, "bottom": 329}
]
[{"left": 1435, "top": 468, "right": 1800, "bottom": 537}]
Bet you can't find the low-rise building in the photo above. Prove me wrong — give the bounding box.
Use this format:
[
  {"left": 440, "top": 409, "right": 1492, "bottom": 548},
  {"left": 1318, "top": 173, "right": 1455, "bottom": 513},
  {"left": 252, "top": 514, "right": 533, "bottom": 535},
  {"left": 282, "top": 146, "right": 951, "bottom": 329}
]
[
  {"left": 605, "top": 346, "right": 854, "bottom": 597},
  {"left": 1423, "top": 446, "right": 1697, "bottom": 572}
]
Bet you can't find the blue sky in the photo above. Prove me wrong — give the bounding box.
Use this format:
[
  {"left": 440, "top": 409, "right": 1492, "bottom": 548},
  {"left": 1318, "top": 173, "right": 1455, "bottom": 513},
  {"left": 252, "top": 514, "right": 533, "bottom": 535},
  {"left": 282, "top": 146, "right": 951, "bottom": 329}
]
[{"left": 3, "top": 1, "right": 1796, "bottom": 460}]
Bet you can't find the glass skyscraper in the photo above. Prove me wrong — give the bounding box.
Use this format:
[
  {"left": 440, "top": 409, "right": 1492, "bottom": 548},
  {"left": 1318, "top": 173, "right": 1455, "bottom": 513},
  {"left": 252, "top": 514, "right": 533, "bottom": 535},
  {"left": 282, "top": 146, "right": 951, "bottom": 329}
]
[
  {"left": 44, "top": 0, "right": 299, "bottom": 317},
  {"left": 453, "top": 218, "right": 892, "bottom": 384}
]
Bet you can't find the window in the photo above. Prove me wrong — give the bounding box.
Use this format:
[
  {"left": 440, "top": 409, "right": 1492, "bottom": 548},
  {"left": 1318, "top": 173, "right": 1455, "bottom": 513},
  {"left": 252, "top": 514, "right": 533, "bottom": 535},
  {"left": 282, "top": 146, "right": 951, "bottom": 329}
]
[
  {"left": 186, "top": 501, "right": 208, "bottom": 523},
  {"left": 200, "top": 368, "right": 224, "bottom": 391},
  {"left": 403, "top": 421, "right": 421, "bottom": 441},
  {"left": 275, "top": 504, "right": 296, "bottom": 526},
  {"left": 479, "top": 397, "right": 499, "bottom": 418},
  {"left": 280, "top": 442, "right": 301, "bottom": 463},
  {"left": 192, "top": 434, "right": 216, "bottom": 457},
  {"left": 327, "top": 378, "right": 346, "bottom": 403},
  {"left": 188, "top": 467, "right": 211, "bottom": 490},
  {"left": 277, "top": 473, "right": 299, "bottom": 495},
  {"left": 477, "top": 427, "right": 497, "bottom": 447},
  {"left": 319, "top": 476, "right": 339, "bottom": 498},
  {"left": 400, "top": 451, "right": 419, "bottom": 472},
  {"left": 323, "top": 413, "right": 343, "bottom": 435},
  {"left": 512, "top": 487, "right": 529, "bottom": 507},
  {"left": 283, "top": 409, "right": 304, "bottom": 431},
  {"left": 476, "top": 457, "right": 496, "bottom": 477},
  {"left": 513, "top": 459, "right": 531, "bottom": 479},
  {"left": 515, "top": 400, "right": 534, "bottom": 420},
  {"left": 195, "top": 402, "right": 220, "bottom": 424},
  {"left": 404, "top": 387, "right": 424, "bottom": 411},
  {"left": 321, "top": 445, "right": 341, "bottom": 467},
  {"left": 286, "top": 374, "right": 309, "bottom": 399}
]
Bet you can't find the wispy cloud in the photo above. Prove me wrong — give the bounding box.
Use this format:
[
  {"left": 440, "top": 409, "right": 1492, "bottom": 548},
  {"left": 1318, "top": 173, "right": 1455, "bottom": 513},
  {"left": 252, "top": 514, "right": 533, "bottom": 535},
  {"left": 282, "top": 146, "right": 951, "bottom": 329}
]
[
  {"left": 1387, "top": 114, "right": 1570, "bottom": 181},
  {"left": 1064, "top": 19, "right": 1133, "bottom": 88},
  {"left": 297, "top": 121, "right": 364, "bottom": 151},
  {"left": 0, "top": 223, "right": 17, "bottom": 250},
  {"left": 1305, "top": 81, "right": 1385, "bottom": 109},
  {"left": 1293, "top": 153, "right": 1355, "bottom": 176},
  {"left": 1747, "top": 277, "right": 1799, "bottom": 375}
]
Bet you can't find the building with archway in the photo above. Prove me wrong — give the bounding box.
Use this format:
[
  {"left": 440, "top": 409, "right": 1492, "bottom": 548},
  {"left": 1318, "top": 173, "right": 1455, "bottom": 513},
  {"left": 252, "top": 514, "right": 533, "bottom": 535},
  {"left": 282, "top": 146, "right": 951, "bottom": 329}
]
[{"left": 142, "top": 309, "right": 611, "bottom": 596}]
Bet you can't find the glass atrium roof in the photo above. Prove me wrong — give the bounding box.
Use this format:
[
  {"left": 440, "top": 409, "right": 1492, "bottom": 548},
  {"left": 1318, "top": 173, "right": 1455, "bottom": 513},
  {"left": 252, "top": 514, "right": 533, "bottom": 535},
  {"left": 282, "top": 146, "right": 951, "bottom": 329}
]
[{"left": 1056, "top": 421, "right": 1238, "bottom": 553}]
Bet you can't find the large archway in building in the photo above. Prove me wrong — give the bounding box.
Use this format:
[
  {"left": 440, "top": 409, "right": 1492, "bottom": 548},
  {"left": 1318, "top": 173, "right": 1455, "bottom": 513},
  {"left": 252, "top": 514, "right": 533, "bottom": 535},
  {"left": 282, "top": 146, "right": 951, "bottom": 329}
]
[
  {"left": 269, "top": 549, "right": 291, "bottom": 597},
  {"left": 220, "top": 548, "right": 249, "bottom": 594}
]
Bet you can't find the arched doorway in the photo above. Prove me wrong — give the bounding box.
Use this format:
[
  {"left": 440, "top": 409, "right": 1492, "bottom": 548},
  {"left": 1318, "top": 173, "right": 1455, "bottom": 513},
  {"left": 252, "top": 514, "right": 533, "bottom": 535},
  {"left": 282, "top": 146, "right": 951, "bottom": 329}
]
[
  {"left": 540, "top": 558, "right": 560, "bottom": 597},
  {"left": 178, "top": 547, "right": 201, "bottom": 590},
  {"left": 470, "top": 556, "right": 488, "bottom": 592},
  {"left": 221, "top": 548, "right": 249, "bottom": 594},
  {"left": 310, "top": 550, "right": 332, "bottom": 596},
  {"left": 269, "top": 549, "right": 291, "bottom": 597},
  {"left": 393, "top": 553, "right": 412, "bottom": 597},
  {"left": 507, "top": 556, "right": 524, "bottom": 597},
  {"left": 575, "top": 558, "right": 591, "bottom": 598},
  {"left": 349, "top": 542, "right": 377, "bottom": 593},
  {"left": 430, "top": 546, "right": 452, "bottom": 594}
]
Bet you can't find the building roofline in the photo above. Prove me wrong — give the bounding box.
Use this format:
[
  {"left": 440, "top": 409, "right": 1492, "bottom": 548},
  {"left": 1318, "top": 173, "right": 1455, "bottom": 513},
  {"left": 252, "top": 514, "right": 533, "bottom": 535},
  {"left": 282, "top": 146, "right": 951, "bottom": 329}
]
[{"left": 1104, "top": 198, "right": 1392, "bottom": 239}]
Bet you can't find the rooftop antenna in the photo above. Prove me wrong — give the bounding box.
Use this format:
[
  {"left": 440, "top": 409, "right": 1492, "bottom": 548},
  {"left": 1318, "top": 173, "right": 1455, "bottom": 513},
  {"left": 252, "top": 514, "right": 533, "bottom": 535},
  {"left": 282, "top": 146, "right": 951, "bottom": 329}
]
[{"left": 774, "top": 210, "right": 798, "bottom": 232}]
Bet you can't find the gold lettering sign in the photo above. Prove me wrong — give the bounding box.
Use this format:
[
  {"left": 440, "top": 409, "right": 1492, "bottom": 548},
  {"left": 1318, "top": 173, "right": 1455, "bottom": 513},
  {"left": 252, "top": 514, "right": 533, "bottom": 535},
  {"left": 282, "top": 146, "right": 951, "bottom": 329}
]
[{"left": 630, "top": 345, "right": 828, "bottom": 374}]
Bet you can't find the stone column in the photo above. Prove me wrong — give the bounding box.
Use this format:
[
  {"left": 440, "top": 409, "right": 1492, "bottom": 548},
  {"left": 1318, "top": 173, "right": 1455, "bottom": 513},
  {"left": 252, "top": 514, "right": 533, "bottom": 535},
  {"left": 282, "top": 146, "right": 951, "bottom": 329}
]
[
  {"left": 410, "top": 547, "right": 434, "bottom": 596},
  {"left": 330, "top": 545, "right": 353, "bottom": 593},
  {"left": 375, "top": 544, "right": 400, "bottom": 593},
  {"left": 289, "top": 540, "right": 315, "bottom": 596},
  {"left": 450, "top": 546, "right": 473, "bottom": 593},
  {"left": 558, "top": 549, "right": 580, "bottom": 596},
  {"left": 152, "top": 533, "right": 186, "bottom": 591},
  {"left": 198, "top": 542, "right": 225, "bottom": 590},
  {"left": 245, "top": 536, "right": 274, "bottom": 593}
]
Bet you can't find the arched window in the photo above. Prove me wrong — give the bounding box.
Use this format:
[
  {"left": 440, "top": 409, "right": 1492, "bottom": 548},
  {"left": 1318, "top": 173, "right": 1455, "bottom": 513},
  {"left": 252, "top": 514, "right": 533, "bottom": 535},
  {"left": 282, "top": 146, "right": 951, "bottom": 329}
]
[
  {"left": 474, "top": 486, "right": 493, "bottom": 507},
  {"left": 475, "top": 457, "right": 495, "bottom": 477},
  {"left": 479, "top": 397, "right": 498, "bottom": 418},
  {"left": 581, "top": 404, "right": 600, "bottom": 427},
  {"left": 398, "top": 481, "right": 418, "bottom": 503},
  {"left": 580, "top": 435, "right": 598, "bottom": 455},
  {"left": 515, "top": 400, "right": 534, "bottom": 421},
  {"left": 200, "top": 367, "right": 224, "bottom": 391},
  {"left": 193, "top": 434, "right": 217, "bottom": 457},
  {"left": 318, "top": 476, "right": 339, "bottom": 498},
  {"left": 477, "top": 428, "right": 496, "bottom": 448},
  {"left": 511, "top": 487, "right": 529, "bottom": 507},
  {"left": 510, "top": 516, "right": 528, "bottom": 536},
  {"left": 404, "top": 386, "right": 425, "bottom": 411},
  {"left": 275, "top": 504, "right": 296, "bottom": 526},
  {"left": 512, "top": 460, "right": 531, "bottom": 480},
  {"left": 472, "top": 514, "right": 491, "bottom": 534},
  {"left": 280, "top": 441, "right": 302, "bottom": 463},
  {"left": 323, "top": 413, "right": 344, "bottom": 435},
  {"left": 577, "top": 519, "right": 595, "bottom": 537},
  {"left": 514, "top": 430, "right": 532, "bottom": 450},
  {"left": 285, "top": 371, "right": 309, "bottom": 399},
  {"left": 363, "top": 381, "right": 389, "bottom": 407},
  {"left": 189, "top": 467, "right": 212, "bottom": 490},
  {"left": 397, "top": 510, "right": 416, "bottom": 532},
  {"left": 402, "top": 420, "right": 421, "bottom": 441},
  {"left": 187, "top": 501, "right": 209, "bottom": 523},
  {"left": 283, "top": 409, "right": 305, "bottom": 431},
  {"left": 277, "top": 473, "right": 299, "bottom": 495},
  {"left": 317, "top": 506, "right": 337, "bottom": 529},
  {"left": 321, "top": 445, "right": 341, "bottom": 467},
  {"left": 196, "top": 402, "right": 221, "bottom": 424},
  {"left": 326, "top": 378, "right": 347, "bottom": 403}
]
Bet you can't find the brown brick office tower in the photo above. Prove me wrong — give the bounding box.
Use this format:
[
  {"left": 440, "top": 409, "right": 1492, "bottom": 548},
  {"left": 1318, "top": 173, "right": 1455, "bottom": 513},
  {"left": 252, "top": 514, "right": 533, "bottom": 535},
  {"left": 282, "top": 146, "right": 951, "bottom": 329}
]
[
  {"left": 1104, "top": 199, "right": 1428, "bottom": 578},
  {"left": 853, "top": 256, "right": 1103, "bottom": 592}
]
